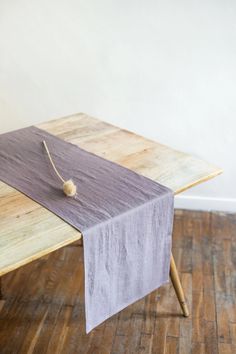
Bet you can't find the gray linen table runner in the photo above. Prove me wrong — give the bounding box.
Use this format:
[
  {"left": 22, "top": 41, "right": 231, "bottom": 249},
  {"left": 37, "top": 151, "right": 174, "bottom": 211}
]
[{"left": 0, "top": 126, "right": 174, "bottom": 332}]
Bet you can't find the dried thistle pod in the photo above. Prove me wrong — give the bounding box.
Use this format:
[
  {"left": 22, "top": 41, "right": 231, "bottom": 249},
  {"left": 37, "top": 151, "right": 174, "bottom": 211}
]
[
  {"left": 42, "top": 140, "right": 77, "bottom": 197},
  {"left": 63, "top": 179, "right": 77, "bottom": 197}
]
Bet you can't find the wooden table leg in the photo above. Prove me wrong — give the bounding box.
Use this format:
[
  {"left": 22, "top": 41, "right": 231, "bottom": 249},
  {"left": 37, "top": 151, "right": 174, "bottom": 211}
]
[
  {"left": 170, "top": 253, "right": 189, "bottom": 317},
  {"left": 0, "top": 277, "right": 3, "bottom": 300}
]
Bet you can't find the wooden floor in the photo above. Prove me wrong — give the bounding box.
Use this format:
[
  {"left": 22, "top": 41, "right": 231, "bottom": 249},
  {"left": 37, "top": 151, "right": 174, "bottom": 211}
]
[{"left": 0, "top": 210, "right": 235, "bottom": 354}]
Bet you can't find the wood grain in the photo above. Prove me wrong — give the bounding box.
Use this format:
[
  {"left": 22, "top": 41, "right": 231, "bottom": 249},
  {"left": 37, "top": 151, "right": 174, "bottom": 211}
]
[
  {"left": 1, "top": 210, "right": 235, "bottom": 353},
  {"left": 0, "top": 113, "right": 222, "bottom": 276}
]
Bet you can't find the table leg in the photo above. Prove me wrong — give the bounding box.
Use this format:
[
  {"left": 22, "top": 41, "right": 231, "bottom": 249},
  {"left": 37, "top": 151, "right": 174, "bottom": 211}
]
[
  {"left": 170, "top": 253, "right": 189, "bottom": 317},
  {"left": 79, "top": 236, "right": 83, "bottom": 247},
  {"left": 0, "top": 277, "right": 3, "bottom": 300}
]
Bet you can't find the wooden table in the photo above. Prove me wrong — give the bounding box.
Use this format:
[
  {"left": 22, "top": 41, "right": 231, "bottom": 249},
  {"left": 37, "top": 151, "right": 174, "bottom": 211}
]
[{"left": 0, "top": 113, "right": 222, "bottom": 318}]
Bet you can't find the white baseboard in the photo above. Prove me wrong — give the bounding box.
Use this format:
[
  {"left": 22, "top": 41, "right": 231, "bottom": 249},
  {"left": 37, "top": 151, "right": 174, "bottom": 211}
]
[{"left": 174, "top": 195, "right": 236, "bottom": 213}]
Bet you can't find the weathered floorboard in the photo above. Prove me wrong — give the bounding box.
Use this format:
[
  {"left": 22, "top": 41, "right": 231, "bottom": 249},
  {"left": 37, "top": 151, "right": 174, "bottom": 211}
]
[{"left": 0, "top": 210, "right": 235, "bottom": 353}]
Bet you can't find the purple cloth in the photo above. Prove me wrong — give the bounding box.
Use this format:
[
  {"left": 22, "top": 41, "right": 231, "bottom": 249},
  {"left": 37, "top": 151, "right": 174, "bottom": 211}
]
[{"left": 0, "top": 126, "right": 174, "bottom": 332}]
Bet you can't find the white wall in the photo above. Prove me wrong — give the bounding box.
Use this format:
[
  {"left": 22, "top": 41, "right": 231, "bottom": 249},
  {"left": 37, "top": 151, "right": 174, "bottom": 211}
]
[{"left": 0, "top": 1, "right": 235, "bottom": 211}]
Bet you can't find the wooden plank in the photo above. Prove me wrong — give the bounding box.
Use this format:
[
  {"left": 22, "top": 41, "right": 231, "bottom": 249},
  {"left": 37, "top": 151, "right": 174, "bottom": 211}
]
[
  {"left": 0, "top": 184, "right": 81, "bottom": 276},
  {"left": 0, "top": 113, "right": 222, "bottom": 276},
  {"left": 38, "top": 113, "right": 222, "bottom": 195}
]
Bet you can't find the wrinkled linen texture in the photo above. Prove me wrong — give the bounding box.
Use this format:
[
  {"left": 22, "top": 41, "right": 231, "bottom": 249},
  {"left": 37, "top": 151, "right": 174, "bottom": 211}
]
[{"left": 0, "top": 126, "right": 174, "bottom": 332}]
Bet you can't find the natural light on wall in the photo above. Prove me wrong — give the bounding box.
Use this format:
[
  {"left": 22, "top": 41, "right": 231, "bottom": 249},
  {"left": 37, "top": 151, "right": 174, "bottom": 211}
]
[{"left": 0, "top": 0, "right": 235, "bottom": 211}]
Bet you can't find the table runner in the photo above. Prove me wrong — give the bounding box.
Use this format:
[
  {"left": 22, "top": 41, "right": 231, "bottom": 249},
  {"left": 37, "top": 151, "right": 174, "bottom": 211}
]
[{"left": 0, "top": 126, "right": 174, "bottom": 332}]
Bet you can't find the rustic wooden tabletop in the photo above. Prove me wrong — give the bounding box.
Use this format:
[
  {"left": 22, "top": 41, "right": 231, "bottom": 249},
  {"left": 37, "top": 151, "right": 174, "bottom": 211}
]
[{"left": 0, "top": 113, "right": 222, "bottom": 276}]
